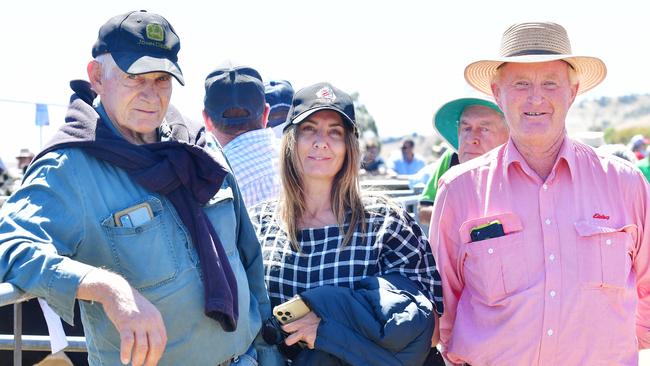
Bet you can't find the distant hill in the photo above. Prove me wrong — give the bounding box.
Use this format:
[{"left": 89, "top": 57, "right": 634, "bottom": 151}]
[{"left": 568, "top": 94, "right": 650, "bottom": 132}]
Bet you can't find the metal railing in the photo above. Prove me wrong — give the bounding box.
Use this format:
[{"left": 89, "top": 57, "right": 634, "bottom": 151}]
[{"left": 0, "top": 283, "right": 87, "bottom": 365}]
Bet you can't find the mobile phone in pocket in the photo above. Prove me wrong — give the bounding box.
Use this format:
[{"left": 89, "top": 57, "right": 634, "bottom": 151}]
[
  {"left": 470, "top": 220, "right": 505, "bottom": 242},
  {"left": 113, "top": 203, "right": 153, "bottom": 227}
]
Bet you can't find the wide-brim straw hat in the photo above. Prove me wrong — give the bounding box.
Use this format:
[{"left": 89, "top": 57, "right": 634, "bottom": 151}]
[{"left": 465, "top": 22, "right": 607, "bottom": 96}]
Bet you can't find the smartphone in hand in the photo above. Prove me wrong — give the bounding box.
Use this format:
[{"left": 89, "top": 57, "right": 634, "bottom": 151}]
[{"left": 273, "top": 296, "right": 310, "bottom": 325}]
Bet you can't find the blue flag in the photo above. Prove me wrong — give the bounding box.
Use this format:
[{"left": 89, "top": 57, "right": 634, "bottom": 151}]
[{"left": 35, "top": 103, "right": 49, "bottom": 126}]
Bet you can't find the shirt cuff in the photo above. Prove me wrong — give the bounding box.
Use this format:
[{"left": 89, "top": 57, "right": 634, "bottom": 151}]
[{"left": 44, "top": 257, "right": 95, "bottom": 325}]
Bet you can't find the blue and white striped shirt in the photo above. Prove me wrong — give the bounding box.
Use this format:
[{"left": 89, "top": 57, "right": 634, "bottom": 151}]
[{"left": 220, "top": 128, "right": 281, "bottom": 208}]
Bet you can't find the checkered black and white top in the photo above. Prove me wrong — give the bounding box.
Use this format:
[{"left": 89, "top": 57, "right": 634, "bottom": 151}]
[{"left": 250, "top": 197, "right": 444, "bottom": 314}]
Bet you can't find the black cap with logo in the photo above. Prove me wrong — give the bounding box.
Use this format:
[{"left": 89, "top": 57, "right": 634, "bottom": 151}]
[
  {"left": 92, "top": 10, "right": 184, "bottom": 85},
  {"left": 284, "top": 82, "right": 357, "bottom": 136}
]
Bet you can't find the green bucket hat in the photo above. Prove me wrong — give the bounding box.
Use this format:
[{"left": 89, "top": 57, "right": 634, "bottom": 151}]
[{"left": 433, "top": 98, "right": 502, "bottom": 151}]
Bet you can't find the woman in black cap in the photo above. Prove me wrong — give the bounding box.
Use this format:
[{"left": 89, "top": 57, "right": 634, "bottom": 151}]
[{"left": 250, "top": 82, "right": 443, "bottom": 365}]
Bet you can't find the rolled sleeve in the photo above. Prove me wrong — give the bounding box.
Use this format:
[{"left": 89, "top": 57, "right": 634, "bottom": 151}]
[{"left": 44, "top": 257, "right": 95, "bottom": 324}]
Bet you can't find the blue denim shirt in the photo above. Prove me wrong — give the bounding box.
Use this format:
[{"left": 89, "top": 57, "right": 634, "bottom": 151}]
[{"left": 0, "top": 107, "right": 283, "bottom": 365}]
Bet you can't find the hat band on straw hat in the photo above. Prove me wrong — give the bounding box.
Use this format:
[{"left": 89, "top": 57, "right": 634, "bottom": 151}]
[{"left": 506, "top": 49, "right": 564, "bottom": 57}]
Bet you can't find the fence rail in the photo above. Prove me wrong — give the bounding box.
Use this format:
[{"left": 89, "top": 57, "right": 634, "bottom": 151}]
[{"left": 0, "top": 282, "right": 87, "bottom": 365}]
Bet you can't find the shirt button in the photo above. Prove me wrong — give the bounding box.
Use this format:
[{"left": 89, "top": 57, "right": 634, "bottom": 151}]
[
  {"left": 550, "top": 290, "right": 556, "bottom": 297},
  {"left": 488, "top": 248, "right": 494, "bottom": 254},
  {"left": 605, "top": 239, "right": 612, "bottom": 246},
  {"left": 549, "top": 254, "right": 556, "bottom": 261},
  {"left": 547, "top": 329, "right": 554, "bottom": 336},
  {"left": 542, "top": 184, "right": 548, "bottom": 190},
  {"left": 545, "top": 219, "right": 551, "bottom": 225}
]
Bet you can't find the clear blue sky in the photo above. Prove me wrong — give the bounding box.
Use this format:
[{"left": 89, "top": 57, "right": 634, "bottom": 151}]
[{"left": 1, "top": 0, "right": 648, "bottom": 164}]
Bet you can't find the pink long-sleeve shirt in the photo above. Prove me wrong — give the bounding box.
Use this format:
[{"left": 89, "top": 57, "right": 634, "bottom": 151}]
[{"left": 430, "top": 137, "right": 650, "bottom": 365}]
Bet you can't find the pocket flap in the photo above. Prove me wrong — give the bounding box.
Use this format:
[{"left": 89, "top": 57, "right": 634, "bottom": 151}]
[
  {"left": 574, "top": 220, "right": 637, "bottom": 238},
  {"left": 459, "top": 212, "right": 523, "bottom": 244}
]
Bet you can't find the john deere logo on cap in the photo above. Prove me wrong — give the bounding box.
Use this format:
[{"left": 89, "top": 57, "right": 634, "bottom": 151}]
[
  {"left": 146, "top": 23, "right": 165, "bottom": 42},
  {"left": 316, "top": 86, "right": 336, "bottom": 102}
]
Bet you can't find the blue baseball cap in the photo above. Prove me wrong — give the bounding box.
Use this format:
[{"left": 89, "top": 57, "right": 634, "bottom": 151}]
[
  {"left": 203, "top": 66, "right": 266, "bottom": 125},
  {"left": 92, "top": 10, "right": 184, "bottom": 85},
  {"left": 264, "top": 80, "right": 294, "bottom": 128}
]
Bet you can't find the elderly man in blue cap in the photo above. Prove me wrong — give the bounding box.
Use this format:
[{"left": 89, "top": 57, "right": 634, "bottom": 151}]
[{"left": 0, "top": 11, "right": 280, "bottom": 366}]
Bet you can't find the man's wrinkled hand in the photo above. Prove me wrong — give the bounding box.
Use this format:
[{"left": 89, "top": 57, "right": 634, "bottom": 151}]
[{"left": 77, "top": 269, "right": 167, "bottom": 366}]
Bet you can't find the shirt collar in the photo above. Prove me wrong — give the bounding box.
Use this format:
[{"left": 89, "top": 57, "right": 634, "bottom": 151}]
[{"left": 503, "top": 136, "right": 577, "bottom": 182}]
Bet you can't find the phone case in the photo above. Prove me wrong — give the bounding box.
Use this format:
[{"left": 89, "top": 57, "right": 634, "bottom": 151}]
[
  {"left": 470, "top": 220, "right": 505, "bottom": 242},
  {"left": 273, "top": 296, "right": 311, "bottom": 325},
  {"left": 113, "top": 203, "right": 154, "bottom": 227}
]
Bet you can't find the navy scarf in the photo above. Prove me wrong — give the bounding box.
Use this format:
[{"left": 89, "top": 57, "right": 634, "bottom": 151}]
[{"left": 36, "top": 81, "right": 239, "bottom": 331}]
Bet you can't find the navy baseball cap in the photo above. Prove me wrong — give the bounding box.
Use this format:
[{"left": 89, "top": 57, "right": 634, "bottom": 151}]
[
  {"left": 92, "top": 10, "right": 184, "bottom": 85},
  {"left": 203, "top": 66, "right": 266, "bottom": 125},
  {"left": 284, "top": 82, "right": 357, "bottom": 137},
  {"left": 264, "top": 80, "right": 294, "bottom": 128}
]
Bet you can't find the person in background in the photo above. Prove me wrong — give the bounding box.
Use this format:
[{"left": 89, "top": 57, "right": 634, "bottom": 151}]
[
  {"left": 629, "top": 134, "right": 649, "bottom": 160},
  {"left": 264, "top": 80, "right": 294, "bottom": 138},
  {"left": 250, "top": 82, "right": 443, "bottom": 365},
  {"left": 203, "top": 64, "right": 281, "bottom": 207},
  {"left": 387, "top": 138, "right": 426, "bottom": 175},
  {"left": 0, "top": 10, "right": 280, "bottom": 366},
  {"left": 16, "top": 148, "right": 35, "bottom": 174},
  {"left": 638, "top": 145, "right": 650, "bottom": 183},
  {"left": 360, "top": 139, "right": 386, "bottom": 175},
  {"left": 418, "top": 98, "right": 508, "bottom": 225},
  {"left": 431, "top": 22, "right": 650, "bottom": 365},
  {"left": 0, "top": 158, "right": 15, "bottom": 197}
]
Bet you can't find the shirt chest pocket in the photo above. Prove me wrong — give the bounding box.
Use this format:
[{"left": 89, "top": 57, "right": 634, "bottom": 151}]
[
  {"left": 203, "top": 187, "right": 238, "bottom": 256},
  {"left": 463, "top": 231, "right": 530, "bottom": 304},
  {"left": 574, "top": 220, "right": 635, "bottom": 289},
  {"left": 101, "top": 197, "right": 180, "bottom": 291},
  {"left": 460, "top": 213, "right": 529, "bottom": 304}
]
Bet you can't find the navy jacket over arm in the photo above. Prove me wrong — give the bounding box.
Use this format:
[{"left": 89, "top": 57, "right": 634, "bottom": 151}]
[{"left": 298, "top": 274, "right": 435, "bottom": 366}]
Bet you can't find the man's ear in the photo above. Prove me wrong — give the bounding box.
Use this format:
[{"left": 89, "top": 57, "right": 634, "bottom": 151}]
[
  {"left": 202, "top": 110, "right": 215, "bottom": 132},
  {"left": 261, "top": 103, "right": 271, "bottom": 128},
  {"left": 87, "top": 60, "right": 103, "bottom": 94},
  {"left": 568, "top": 81, "right": 579, "bottom": 106},
  {"left": 491, "top": 82, "right": 504, "bottom": 111}
]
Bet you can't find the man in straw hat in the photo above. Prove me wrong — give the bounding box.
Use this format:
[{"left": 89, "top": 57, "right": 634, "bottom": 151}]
[
  {"left": 418, "top": 98, "right": 508, "bottom": 225},
  {"left": 430, "top": 22, "right": 650, "bottom": 365}
]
